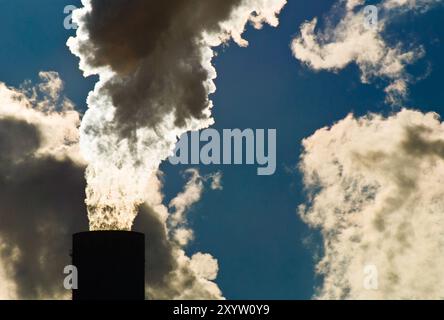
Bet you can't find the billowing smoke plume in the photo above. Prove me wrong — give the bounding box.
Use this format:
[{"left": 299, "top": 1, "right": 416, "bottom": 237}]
[
  {"left": 299, "top": 109, "right": 444, "bottom": 299},
  {"left": 0, "top": 73, "right": 225, "bottom": 299},
  {"left": 67, "top": 0, "right": 286, "bottom": 230},
  {"left": 0, "top": 73, "right": 87, "bottom": 299},
  {"left": 291, "top": 0, "right": 442, "bottom": 104}
]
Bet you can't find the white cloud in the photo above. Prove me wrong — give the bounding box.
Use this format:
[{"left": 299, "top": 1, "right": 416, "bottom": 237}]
[
  {"left": 169, "top": 169, "right": 223, "bottom": 246},
  {"left": 169, "top": 169, "right": 205, "bottom": 229},
  {"left": 37, "top": 71, "right": 63, "bottom": 102},
  {"left": 0, "top": 73, "right": 83, "bottom": 164},
  {"left": 154, "top": 250, "right": 223, "bottom": 300},
  {"left": 299, "top": 109, "right": 444, "bottom": 299},
  {"left": 291, "top": 0, "right": 441, "bottom": 104},
  {"left": 173, "top": 228, "right": 195, "bottom": 247},
  {"left": 209, "top": 171, "right": 223, "bottom": 190},
  {"left": 190, "top": 253, "right": 219, "bottom": 281},
  {"left": 384, "top": 0, "right": 442, "bottom": 10}
]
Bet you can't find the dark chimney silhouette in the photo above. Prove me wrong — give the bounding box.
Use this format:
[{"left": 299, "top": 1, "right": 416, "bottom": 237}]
[{"left": 72, "top": 231, "right": 145, "bottom": 300}]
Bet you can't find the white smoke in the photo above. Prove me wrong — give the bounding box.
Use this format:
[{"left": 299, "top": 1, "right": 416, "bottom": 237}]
[
  {"left": 67, "top": 0, "right": 286, "bottom": 230},
  {"left": 0, "top": 72, "right": 224, "bottom": 299},
  {"left": 299, "top": 109, "right": 444, "bottom": 299},
  {"left": 169, "top": 169, "right": 223, "bottom": 246},
  {"left": 141, "top": 169, "right": 224, "bottom": 299}
]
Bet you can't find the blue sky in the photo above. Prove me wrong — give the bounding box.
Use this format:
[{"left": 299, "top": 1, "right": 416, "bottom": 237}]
[{"left": 1, "top": 0, "right": 443, "bottom": 299}]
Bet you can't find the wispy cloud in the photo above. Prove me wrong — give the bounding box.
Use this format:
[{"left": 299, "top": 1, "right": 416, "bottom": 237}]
[{"left": 291, "top": 0, "right": 442, "bottom": 104}]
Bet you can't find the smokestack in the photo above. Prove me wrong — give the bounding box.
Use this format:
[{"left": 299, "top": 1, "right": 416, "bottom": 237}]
[{"left": 72, "top": 231, "right": 145, "bottom": 300}]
